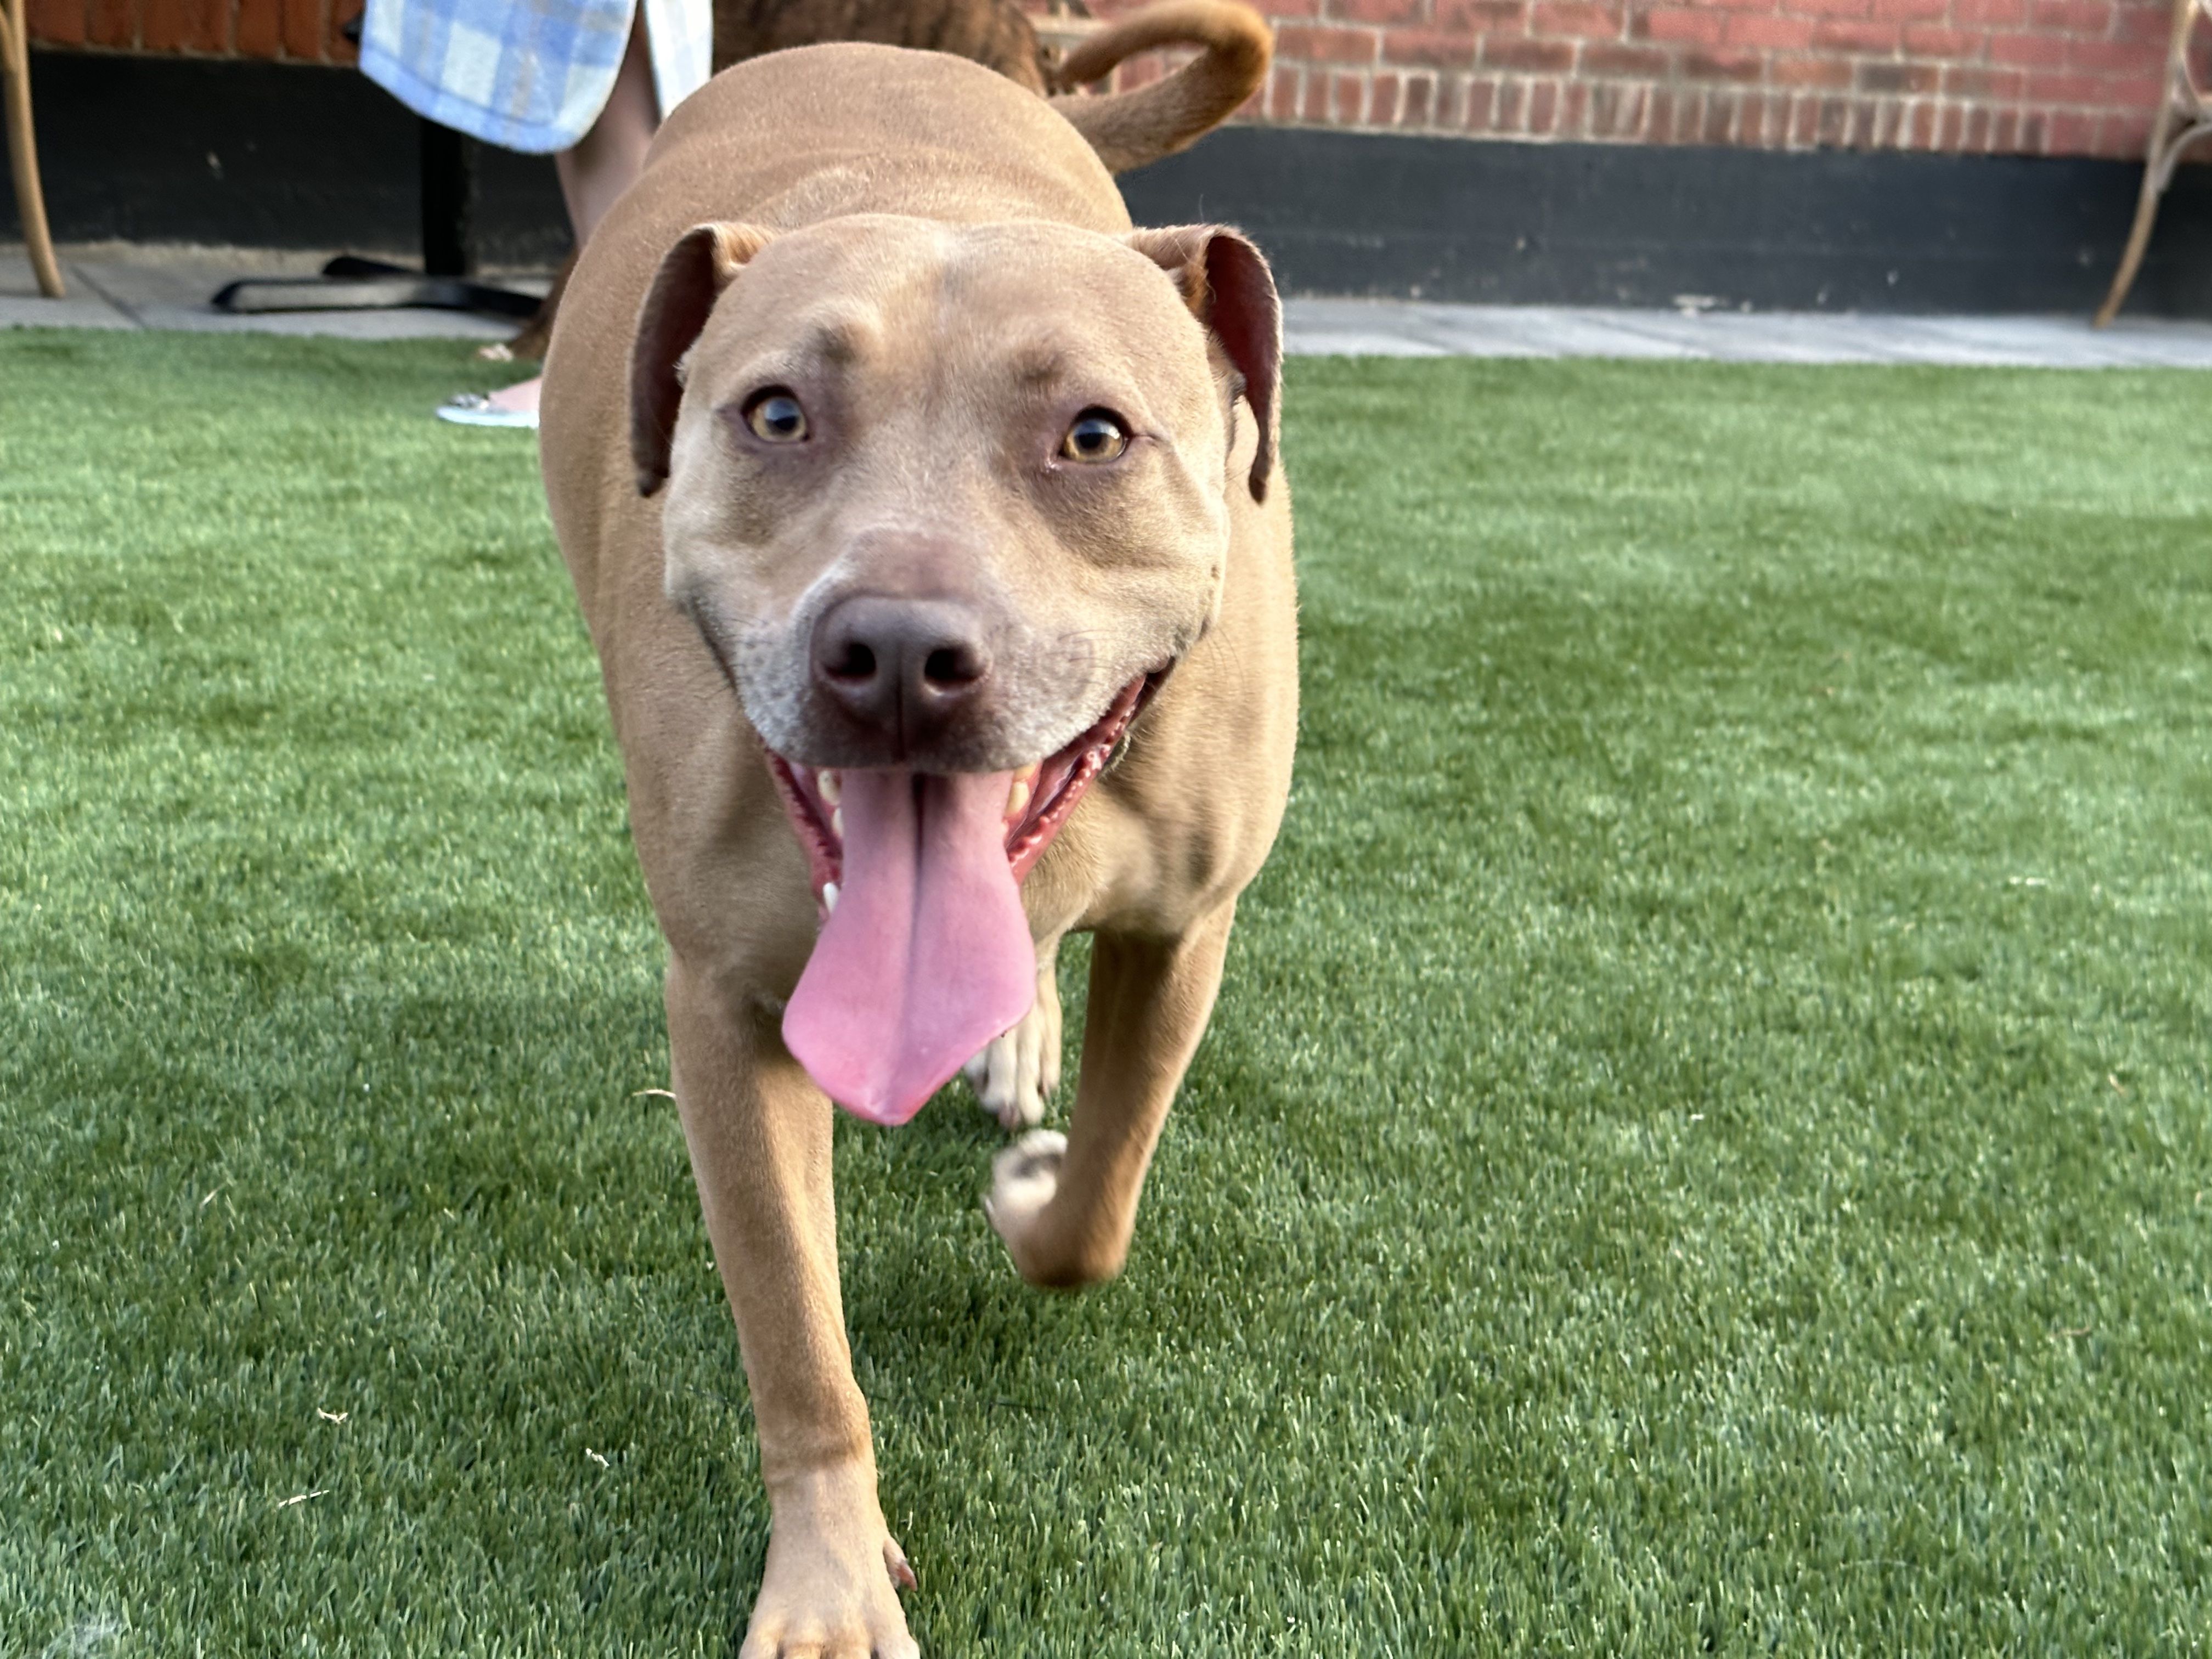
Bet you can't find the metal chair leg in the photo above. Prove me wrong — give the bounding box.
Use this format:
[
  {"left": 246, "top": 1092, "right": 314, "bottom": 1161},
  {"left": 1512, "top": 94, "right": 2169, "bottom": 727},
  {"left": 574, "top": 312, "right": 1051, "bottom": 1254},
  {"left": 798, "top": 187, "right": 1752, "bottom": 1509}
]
[
  {"left": 1, "top": 0, "right": 65, "bottom": 298},
  {"left": 2097, "top": 0, "right": 2206, "bottom": 326}
]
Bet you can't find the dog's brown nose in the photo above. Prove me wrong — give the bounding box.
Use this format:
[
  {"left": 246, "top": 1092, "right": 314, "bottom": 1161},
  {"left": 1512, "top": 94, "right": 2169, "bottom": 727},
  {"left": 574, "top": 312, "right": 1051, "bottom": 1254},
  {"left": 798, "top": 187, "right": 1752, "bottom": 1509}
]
[{"left": 811, "top": 594, "right": 994, "bottom": 755}]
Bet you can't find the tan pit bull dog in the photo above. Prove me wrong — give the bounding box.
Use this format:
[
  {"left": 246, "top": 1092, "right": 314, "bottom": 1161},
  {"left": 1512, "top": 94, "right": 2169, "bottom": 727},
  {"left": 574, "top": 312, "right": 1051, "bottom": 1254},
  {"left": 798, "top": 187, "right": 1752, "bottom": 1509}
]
[{"left": 539, "top": 33, "right": 1295, "bottom": 1656}]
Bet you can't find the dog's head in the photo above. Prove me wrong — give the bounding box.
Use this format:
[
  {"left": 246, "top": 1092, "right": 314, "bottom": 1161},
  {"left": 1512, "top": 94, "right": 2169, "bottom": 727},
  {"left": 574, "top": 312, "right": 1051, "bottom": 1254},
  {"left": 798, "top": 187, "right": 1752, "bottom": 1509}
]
[
  {"left": 634, "top": 213, "right": 1278, "bottom": 770},
  {"left": 628, "top": 212, "right": 1281, "bottom": 1122}
]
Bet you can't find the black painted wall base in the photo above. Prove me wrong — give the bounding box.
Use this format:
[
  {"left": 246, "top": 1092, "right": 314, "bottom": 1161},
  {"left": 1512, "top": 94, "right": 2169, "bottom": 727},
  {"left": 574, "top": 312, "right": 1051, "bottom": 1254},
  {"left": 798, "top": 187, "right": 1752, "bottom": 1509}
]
[
  {"left": 8, "top": 47, "right": 2207, "bottom": 314},
  {"left": 10, "top": 49, "right": 571, "bottom": 266},
  {"left": 1123, "top": 127, "right": 2212, "bottom": 317}
]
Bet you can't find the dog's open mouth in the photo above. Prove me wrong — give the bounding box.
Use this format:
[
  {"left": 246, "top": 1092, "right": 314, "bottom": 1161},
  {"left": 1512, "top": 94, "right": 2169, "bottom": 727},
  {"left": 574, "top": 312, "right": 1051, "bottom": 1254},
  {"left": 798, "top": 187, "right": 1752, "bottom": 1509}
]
[
  {"left": 765, "top": 672, "right": 1156, "bottom": 906},
  {"left": 763, "top": 670, "right": 1163, "bottom": 1126}
]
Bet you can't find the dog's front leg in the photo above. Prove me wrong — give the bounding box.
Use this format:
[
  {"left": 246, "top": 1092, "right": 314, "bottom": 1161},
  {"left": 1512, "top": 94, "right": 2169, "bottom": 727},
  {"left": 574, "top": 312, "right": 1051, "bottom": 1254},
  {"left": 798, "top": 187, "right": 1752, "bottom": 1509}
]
[
  {"left": 985, "top": 904, "right": 1235, "bottom": 1288},
  {"left": 665, "top": 955, "right": 919, "bottom": 1659}
]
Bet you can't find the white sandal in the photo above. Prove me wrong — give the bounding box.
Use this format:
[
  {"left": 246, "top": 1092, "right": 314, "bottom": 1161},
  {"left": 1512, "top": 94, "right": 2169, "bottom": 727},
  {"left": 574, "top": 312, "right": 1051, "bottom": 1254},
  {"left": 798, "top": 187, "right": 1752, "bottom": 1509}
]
[{"left": 436, "top": 392, "right": 539, "bottom": 430}]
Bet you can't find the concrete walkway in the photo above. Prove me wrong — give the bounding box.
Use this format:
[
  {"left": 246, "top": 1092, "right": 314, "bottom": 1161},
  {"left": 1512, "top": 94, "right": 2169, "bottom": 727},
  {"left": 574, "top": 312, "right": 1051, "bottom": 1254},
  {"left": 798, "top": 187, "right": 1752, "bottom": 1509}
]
[
  {"left": 0, "top": 244, "right": 534, "bottom": 341},
  {"left": 9, "top": 242, "right": 2212, "bottom": 368},
  {"left": 1283, "top": 296, "right": 2212, "bottom": 368}
]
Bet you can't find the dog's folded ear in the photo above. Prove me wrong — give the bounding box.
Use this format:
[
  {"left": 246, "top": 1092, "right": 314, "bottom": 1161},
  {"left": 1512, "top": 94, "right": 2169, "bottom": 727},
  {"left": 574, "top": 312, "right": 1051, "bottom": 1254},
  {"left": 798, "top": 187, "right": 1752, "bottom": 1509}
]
[
  {"left": 1122, "top": 225, "right": 1282, "bottom": 504},
  {"left": 630, "top": 222, "right": 777, "bottom": 496}
]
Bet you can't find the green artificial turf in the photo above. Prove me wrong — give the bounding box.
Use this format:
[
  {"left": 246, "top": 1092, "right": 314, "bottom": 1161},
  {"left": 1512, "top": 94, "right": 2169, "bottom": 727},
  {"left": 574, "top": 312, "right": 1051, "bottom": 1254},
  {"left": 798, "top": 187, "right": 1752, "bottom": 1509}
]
[{"left": 3, "top": 328, "right": 2209, "bottom": 1656}]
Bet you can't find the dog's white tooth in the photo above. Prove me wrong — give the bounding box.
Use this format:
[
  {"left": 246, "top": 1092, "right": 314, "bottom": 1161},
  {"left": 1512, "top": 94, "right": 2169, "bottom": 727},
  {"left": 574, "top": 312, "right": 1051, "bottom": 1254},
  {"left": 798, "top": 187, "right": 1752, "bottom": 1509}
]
[
  {"left": 1006, "top": 778, "right": 1031, "bottom": 820},
  {"left": 822, "top": 881, "right": 839, "bottom": 914},
  {"left": 818, "top": 769, "right": 841, "bottom": 806},
  {"left": 831, "top": 805, "right": 844, "bottom": 839},
  {"left": 1015, "top": 761, "right": 1041, "bottom": 787}
]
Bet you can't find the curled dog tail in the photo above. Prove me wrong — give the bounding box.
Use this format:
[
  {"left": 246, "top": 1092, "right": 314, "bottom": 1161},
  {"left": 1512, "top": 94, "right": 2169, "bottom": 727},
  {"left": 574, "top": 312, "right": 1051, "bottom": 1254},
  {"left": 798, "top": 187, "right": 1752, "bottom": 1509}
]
[{"left": 1048, "top": 0, "right": 1272, "bottom": 174}]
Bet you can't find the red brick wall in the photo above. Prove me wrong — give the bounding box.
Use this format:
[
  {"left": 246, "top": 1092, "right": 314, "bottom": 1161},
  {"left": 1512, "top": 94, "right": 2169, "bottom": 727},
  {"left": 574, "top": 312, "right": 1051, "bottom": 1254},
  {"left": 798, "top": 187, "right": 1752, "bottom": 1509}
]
[
  {"left": 27, "top": 0, "right": 359, "bottom": 62},
  {"left": 29, "top": 0, "right": 2183, "bottom": 160},
  {"left": 1093, "top": 0, "right": 2181, "bottom": 159},
  {"left": 1216, "top": 0, "right": 2181, "bottom": 158}
]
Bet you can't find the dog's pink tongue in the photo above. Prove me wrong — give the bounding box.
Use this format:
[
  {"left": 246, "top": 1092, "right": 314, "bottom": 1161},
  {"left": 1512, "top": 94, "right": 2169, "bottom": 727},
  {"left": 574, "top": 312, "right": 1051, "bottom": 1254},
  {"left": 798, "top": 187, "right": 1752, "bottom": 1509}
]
[{"left": 783, "top": 769, "right": 1037, "bottom": 1125}]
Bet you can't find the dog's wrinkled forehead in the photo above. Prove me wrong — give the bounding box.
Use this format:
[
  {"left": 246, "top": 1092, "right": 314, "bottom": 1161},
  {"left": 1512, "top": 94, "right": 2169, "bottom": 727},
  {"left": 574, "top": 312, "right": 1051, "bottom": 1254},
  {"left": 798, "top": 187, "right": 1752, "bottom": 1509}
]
[{"left": 685, "top": 216, "right": 1213, "bottom": 402}]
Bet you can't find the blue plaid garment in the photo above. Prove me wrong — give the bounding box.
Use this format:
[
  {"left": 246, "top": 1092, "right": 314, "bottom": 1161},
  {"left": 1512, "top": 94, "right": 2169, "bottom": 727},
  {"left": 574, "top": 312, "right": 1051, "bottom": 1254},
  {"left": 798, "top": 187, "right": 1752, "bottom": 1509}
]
[{"left": 360, "top": 0, "right": 710, "bottom": 154}]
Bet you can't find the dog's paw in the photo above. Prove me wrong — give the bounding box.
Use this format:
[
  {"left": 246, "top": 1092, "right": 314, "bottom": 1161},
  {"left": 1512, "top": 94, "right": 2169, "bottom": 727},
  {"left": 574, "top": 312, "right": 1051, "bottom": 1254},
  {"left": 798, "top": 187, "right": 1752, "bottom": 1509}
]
[
  {"left": 984, "top": 1128, "right": 1065, "bottom": 1251},
  {"left": 740, "top": 1497, "right": 918, "bottom": 1659},
  {"left": 962, "top": 954, "right": 1062, "bottom": 1130}
]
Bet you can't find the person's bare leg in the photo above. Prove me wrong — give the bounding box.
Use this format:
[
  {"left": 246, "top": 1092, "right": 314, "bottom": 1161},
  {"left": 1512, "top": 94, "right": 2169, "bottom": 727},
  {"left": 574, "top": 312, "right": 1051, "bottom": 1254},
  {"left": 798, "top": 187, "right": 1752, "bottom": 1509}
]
[
  {"left": 481, "top": 11, "right": 659, "bottom": 416},
  {"left": 555, "top": 14, "right": 661, "bottom": 244}
]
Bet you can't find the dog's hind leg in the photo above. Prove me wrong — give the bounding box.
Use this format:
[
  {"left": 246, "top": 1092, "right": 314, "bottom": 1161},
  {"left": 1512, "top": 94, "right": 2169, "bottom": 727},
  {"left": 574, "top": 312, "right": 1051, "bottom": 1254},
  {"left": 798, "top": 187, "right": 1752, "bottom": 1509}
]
[
  {"left": 664, "top": 956, "right": 919, "bottom": 1659},
  {"left": 962, "top": 940, "right": 1063, "bottom": 1131},
  {"left": 984, "top": 904, "right": 1233, "bottom": 1288}
]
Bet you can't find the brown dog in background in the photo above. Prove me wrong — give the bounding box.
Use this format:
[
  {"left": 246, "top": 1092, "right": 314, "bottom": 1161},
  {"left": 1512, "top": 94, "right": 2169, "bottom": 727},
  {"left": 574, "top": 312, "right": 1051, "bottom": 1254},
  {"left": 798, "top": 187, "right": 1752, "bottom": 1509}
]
[
  {"left": 716, "top": 0, "right": 1058, "bottom": 89},
  {"left": 538, "top": 9, "right": 1291, "bottom": 1652},
  {"left": 500, "top": 0, "right": 1267, "bottom": 359}
]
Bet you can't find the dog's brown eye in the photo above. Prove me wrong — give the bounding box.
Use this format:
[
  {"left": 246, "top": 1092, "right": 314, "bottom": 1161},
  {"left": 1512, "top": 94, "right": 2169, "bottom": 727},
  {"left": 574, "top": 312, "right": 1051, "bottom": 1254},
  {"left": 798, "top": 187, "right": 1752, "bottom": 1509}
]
[
  {"left": 744, "top": 390, "right": 808, "bottom": 443},
  {"left": 1060, "top": 409, "right": 1128, "bottom": 463}
]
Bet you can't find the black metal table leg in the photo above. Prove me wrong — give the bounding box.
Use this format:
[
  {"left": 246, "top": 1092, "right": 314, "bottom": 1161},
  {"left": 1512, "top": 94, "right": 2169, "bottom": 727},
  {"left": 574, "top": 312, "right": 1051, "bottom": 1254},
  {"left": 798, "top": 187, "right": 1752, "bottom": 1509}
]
[{"left": 211, "top": 116, "right": 541, "bottom": 319}]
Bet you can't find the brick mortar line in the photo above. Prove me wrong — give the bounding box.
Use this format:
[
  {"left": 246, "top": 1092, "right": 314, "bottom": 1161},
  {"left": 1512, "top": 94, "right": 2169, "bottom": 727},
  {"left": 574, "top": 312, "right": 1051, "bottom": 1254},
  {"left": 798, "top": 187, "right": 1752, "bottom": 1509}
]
[{"left": 1255, "top": 59, "right": 2158, "bottom": 155}]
